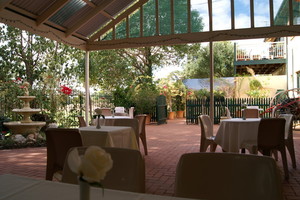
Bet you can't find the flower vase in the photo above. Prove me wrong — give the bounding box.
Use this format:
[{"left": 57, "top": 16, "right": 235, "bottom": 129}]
[
  {"left": 96, "top": 116, "right": 101, "bottom": 129},
  {"left": 242, "top": 110, "right": 246, "bottom": 120},
  {"left": 79, "top": 179, "right": 90, "bottom": 200}
]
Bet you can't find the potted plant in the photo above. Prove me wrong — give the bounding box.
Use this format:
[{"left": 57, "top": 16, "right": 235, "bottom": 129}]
[
  {"left": 168, "top": 104, "right": 177, "bottom": 120},
  {"left": 175, "top": 95, "right": 185, "bottom": 118},
  {"left": 130, "top": 82, "right": 159, "bottom": 124},
  {"left": 158, "top": 71, "right": 186, "bottom": 120}
]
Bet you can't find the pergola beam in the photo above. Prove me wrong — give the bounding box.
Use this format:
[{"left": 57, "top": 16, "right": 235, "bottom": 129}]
[
  {"left": 87, "top": 24, "right": 300, "bottom": 51},
  {"left": 0, "top": 9, "right": 87, "bottom": 50},
  {"left": 88, "top": 0, "right": 149, "bottom": 42},
  {"left": 82, "top": 0, "right": 96, "bottom": 8},
  {"left": 0, "top": 0, "right": 12, "bottom": 11},
  {"left": 65, "top": 0, "right": 115, "bottom": 37},
  {"left": 36, "top": 0, "right": 70, "bottom": 26}
]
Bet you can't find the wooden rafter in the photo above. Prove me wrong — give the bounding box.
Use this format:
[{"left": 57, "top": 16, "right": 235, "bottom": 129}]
[
  {"left": 0, "top": 8, "right": 86, "bottom": 50},
  {"left": 270, "top": 0, "right": 274, "bottom": 26},
  {"left": 100, "top": 10, "right": 114, "bottom": 20},
  {"left": 88, "top": 0, "right": 149, "bottom": 42},
  {"left": 0, "top": 0, "right": 12, "bottom": 11},
  {"left": 231, "top": 0, "right": 235, "bottom": 29},
  {"left": 155, "top": 0, "right": 159, "bottom": 35},
  {"left": 82, "top": 0, "right": 96, "bottom": 8},
  {"left": 66, "top": 0, "right": 115, "bottom": 37},
  {"left": 170, "top": 0, "right": 174, "bottom": 34},
  {"left": 208, "top": 0, "right": 212, "bottom": 32},
  {"left": 250, "top": 0, "right": 254, "bottom": 28},
  {"left": 37, "top": 0, "right": 70, "bottom": 26},
  {"left": 187, "top": 0, "right": 191, "bottom": 33},
  {"left": 87, "top": 25, "right": 300, "bottom": 51},
  {"left": 0, "top": 0, "right": 299, "bottom": 52}
]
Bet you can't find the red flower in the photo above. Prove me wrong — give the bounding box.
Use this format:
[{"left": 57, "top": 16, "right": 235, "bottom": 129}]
[
  {"left": 163, "top": 85, "right": 168, "bottom": 89},
  {"left": 60, "top": 85, "right": 72, "bottom": 95},
  {"left": 14, "top": 77, "right": 22, "bottom": 83}
]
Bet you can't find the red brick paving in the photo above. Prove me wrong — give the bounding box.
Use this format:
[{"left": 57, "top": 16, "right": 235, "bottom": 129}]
[{"left": 0, "top": 118, "right": 300, "bottom": 199}]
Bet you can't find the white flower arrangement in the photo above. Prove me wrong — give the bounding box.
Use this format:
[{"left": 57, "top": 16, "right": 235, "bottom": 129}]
[{"left": 68, "top": 146, "right": 113, "bottom": 184}]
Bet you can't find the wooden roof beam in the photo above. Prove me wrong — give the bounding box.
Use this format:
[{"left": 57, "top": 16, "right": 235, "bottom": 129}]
[
  {"left": 100, "top": 10, "right": 114, "bottom": 20},
  {"left": 82, "top": 0, "right": 96, "bottom": 8},
  {"left": 0, "top": 0, "right": 12, "bottom": 11},
  {"left": 37, "top": 0, "right": 70, "bottom": 26},
  {"left": 88, "top": 0, "right": 149, "bottom": 42},
  {"left": 65, "top": 0, "right": 115, "bottom": 37},
  {"left": 87, "top": 25, "right": 300, "bottom": 50}
]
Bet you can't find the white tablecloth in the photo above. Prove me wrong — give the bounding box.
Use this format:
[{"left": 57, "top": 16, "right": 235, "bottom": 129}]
[
  {"left": 215, "top": 118, "right": 261, "bottom": 152},
  {"left": 0, "top": 174, "right": 200, "bottom": 200},
  {"left": 79, "top": 126, "right": 138, "bottom": 150},
  {"left": 105, "top": 116, "right": 131, "bottom": 119},
  {"left": 92, "top": 116, "right": 132, "bottom": 125}
]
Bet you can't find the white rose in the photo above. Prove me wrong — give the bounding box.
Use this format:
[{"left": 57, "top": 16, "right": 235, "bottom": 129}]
[{"left": 67, "top": 146, "right": 113, "bottom": 183}]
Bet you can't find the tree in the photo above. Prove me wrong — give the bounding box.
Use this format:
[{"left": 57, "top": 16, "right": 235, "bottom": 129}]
[
  {"left": 0, "top": 24, "right": 85, "bottom": 122},
  {"left": 0, "top": 24, "right": 84, "bottom": 85},
  {"left": 183, "top": 42, "right": 235, "bottom": 78},
  {"left": 80, "top": 0, "right": 204, "bottom": 91}
]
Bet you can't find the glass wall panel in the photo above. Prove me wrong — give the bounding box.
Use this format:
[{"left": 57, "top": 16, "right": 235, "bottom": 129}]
[
  {"left": 129, "top": 10, "right": 140, "bottom": 38},
  {"left": 143, "top": 0, "right": 156, "bottom": 36},
  {"left": 293, "top": 1, "right": 300, "bottom": 25},
  {"left": 101, "top": 29, "right": 113, "bottom": 41},
  {"left": 212, "top": 0, "right": 231, "bottom": 30},
  {"left": 254, "top": 0, "right": 270, "bottom": 27},
  {"left": 234, "top": 0, "right": 251, "bottom": 29},
  {"left": 159, "top": 0, "right": 171, "bottom": 35},
  {"left": 115, "top": 19, "right": 126, "bottom": 39},
  {"left": 191, "top": 0, "right": 208, "bottom": 32},
  {"left": 174, "top": 0, "right": 188, "bottom": 34},
  {"left": 274, "top": 0, "right": 287, "bottom": 26}
]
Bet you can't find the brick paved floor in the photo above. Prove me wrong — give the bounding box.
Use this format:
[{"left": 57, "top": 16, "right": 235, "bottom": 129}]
[{"left": 0, "top": 118, "right": 300, "bottom": 199}]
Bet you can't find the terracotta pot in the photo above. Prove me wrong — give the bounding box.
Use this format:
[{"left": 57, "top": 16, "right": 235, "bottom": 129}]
[
  {"left": 176, "top": 110, "right": 184, "bottom": 118},
  {"left": 145, "top": 114, "right": 151, "bottom": 124},
  {"left": 168, "top": 111, "right": 176, "bottom": 120}
]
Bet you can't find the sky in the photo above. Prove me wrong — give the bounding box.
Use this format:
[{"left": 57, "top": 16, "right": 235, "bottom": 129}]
[{"left": 153, "top": 0, "right": 284, "bottom": 79}]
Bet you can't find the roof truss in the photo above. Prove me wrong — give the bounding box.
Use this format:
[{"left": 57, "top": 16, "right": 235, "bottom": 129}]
[{"left": 0, "top": 0, "right": 299, "bottom": 51}]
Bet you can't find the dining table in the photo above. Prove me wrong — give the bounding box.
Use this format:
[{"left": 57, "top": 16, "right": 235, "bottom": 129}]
[
  {"left": 214, "top": 118, "right": 261, "bottom": 153},
  {"left": 92, "top": 116, "right": 131, "bottom": 125},
  {"left": 79, "top": 126, "right": 139, "bottom": 150},
  {"left": 0, "top": 174, "right": 201, "bottom": 200}
]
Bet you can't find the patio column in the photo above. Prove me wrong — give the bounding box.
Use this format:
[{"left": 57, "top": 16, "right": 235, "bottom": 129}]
[
  {"left": 85, "top": 51, "right": 90, "bottom": 124},
  {"left": 209, "top": 41, "right": 214, "bottom": 122}
]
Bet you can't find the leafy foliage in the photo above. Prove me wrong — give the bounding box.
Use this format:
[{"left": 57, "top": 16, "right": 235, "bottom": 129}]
[
  {"left": 80, "top": 0, "right": 204, "bottom": 92},
  {"left": 0, "top": 24, "right": 84, "bottom": 85},
  {"left": 129, "top": 77, "right": 159, "bottom": 114},
  {"left": 158, "top": 71, "right": 186, "bottom": 112},
  {"left": 184, "top": 42, "right": 235, "bottom": 78},
  {"left": 0, "top": 137, "right": 46, "bottom": 149},
  {"left": 112, "top": 87, "right": 134, "bottom": 109}
]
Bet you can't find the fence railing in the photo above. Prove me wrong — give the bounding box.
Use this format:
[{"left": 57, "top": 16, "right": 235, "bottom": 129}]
[
  {"left": 235, "top": 41, "right": 285, "bottom": 61},
  {"left": 186, "top": 97, "right": 273, "bottom": 124}
]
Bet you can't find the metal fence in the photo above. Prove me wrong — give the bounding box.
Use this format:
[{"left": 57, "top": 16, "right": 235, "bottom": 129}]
[{"left": 186, "top": 97, "right": 273, "bottom": 124}]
